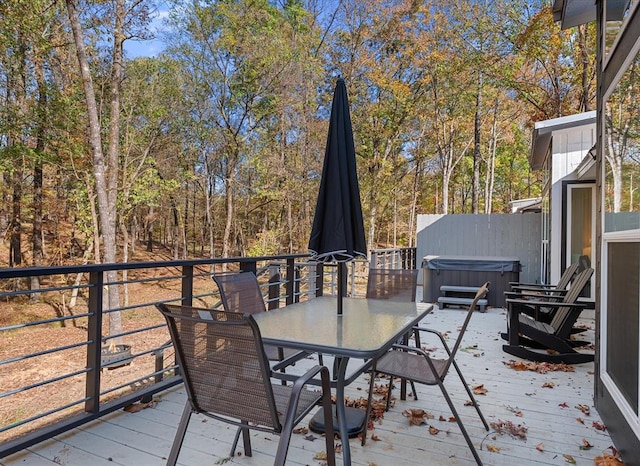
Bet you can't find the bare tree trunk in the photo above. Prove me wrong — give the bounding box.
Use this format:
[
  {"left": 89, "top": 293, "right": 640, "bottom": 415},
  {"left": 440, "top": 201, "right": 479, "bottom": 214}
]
[
  {"left": 578, "top": 24, "right": 592, "bottom": 112},
  {"left": 31, "top": 57, "right": 47, "bottom": 300},
  {"left": 222, "top": 166, "right": 234, "bottom": 261},
  {"left": 485, "top": 98, "right": 499, "bottom": 214},
  {"left": 472, "top": 72, "right": 482, "bottom": 214},
  {"left": 66, "top": 0, "right": 122, "bottom": 342}
]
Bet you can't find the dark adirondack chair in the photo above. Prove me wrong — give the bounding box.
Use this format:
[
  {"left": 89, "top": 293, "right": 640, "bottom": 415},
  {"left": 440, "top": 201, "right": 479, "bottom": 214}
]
[
  {"left": 502, "top": 268, "right": 595, "bottom": 364},
  {"left": 508, "top": 261, "right": 580, "bottom": 298},
  {"left": 156, "top": 304, "right": 335, "bottom": 466}
]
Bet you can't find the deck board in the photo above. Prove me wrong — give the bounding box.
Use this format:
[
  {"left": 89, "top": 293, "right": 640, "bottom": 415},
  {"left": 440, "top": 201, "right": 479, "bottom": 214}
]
[{"left": 2, "top": 303, "right": 620, "bottom": 466}]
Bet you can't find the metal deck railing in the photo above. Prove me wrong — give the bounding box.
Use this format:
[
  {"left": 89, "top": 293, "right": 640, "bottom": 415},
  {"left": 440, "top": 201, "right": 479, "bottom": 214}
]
[{"left": 0, "top": 248, "right": 415, "bottom": 458}]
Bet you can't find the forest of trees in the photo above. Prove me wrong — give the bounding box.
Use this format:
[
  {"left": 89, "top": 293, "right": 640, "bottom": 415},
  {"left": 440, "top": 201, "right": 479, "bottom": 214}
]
[{"left": 0, "top": 0, "right": 597, "bottom": 275}]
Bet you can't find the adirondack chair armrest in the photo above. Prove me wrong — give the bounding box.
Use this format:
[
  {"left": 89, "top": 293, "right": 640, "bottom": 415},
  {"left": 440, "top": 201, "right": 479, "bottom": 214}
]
[
  {"left": 506, "top": 298, "right": 586, "bottom": 309},
  {"left": 509, "top": 281, "right": 558, "bottom": 289},
  {"left": 504, "top": 290, "right": 569, "bottom": 300},
  {"left": 508, "top": 285, "right": 569, "bottom": 294}
]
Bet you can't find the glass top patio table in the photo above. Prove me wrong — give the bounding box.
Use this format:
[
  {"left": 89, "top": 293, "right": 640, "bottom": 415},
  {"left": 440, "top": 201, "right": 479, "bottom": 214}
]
[
  {"left": 255, "top": 296, "right": 430, "bottom": 358},
  {"left": 254, "top": 296, "right": 432, "bottom": 465}
]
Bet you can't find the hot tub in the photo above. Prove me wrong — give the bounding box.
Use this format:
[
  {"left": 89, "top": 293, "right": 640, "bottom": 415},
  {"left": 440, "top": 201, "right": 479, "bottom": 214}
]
[{"left": 422, "top": 255, "right": 520, "bottom": 308}]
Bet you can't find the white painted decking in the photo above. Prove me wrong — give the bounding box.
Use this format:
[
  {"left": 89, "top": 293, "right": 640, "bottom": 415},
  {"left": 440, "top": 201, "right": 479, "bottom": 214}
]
[{"left": 2, "top": 301, "right": 615, "bottom": 466}]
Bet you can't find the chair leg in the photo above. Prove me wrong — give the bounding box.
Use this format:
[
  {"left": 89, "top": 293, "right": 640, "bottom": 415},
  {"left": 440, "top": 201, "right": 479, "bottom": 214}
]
[
  {"left": 385, "top": 375, "right": 394, "bottom": 412},
  {"left": 230, "top": 421, "right": 252, "bottom": 458},
  {"left": 451, "top": 359, "right": 489, "bottom": 430},
  {"left": 437, "top": 379, "right": 483, "bottom": 466},
  {"left": 167, "top": 402, "right": 192, "bottom": 466},
  {"left": 362, "top": 364, "right": 377, "bottom": 446}
]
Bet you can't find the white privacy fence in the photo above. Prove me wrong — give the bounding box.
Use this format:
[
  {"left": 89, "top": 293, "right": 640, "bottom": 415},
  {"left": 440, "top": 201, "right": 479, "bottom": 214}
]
[{"left": 416, "top": 213, "right": 542, "bottom": 285}]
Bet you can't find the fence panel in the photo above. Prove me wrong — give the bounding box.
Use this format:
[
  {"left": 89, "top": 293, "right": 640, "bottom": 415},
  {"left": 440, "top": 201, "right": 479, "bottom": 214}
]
[{"left": 416, "top": 213, "right": 542, "bottom": 285}]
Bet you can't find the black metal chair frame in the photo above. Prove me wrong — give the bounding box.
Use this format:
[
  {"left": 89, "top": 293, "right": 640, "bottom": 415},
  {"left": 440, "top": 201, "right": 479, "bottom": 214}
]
[
  {"left": 156, "top": 303, "right": 336, "bottom": 466},
  {"left": 363, "top": 283, "right": 490, "bottom": 465}
]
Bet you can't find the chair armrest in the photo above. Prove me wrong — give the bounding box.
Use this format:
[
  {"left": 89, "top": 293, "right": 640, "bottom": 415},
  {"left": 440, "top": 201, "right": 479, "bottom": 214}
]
[
  {"left": 410, "top": 326, "right": 452, "bottom": 355},
  {"left": 390, "top": 343, "right": 433, "bottom": 359},
  {"left": 279, "top": 365, "right": 334, "bottom": 464},
  {"left": 509, "top": 281, "right": 556, "bottom": 289},
  {"left": 503, "top": 290, "right": 567, "bottom": 300},
  {"left": 506, "top": 299, "right": 586, "bottom": 309}
]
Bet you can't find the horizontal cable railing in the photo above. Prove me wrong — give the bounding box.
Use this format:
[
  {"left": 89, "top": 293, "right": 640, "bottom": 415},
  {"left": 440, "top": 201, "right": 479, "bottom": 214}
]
[{"left": 0, "top": 248, "right": 414, "bottom": 458}]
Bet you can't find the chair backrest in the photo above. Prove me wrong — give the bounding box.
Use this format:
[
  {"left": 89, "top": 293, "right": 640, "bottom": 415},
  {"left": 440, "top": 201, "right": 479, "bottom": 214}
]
[
  {"left": 444, "top": 282, "right": 490, "bottom": 373},
  {"left": 156, "top": 304, "right": 281, "bottom": 431},
  {"left": 213, "top": 272, "right": 266, "bottom": 314},
  {"left": 366, "top": 268, "right": 419, "bottom": 302},
  {"left": 549, "top": 267, "right": 594, "bottom": 334},
  {"left": 555, "top": 261, "right": 580, "bottom": 293}
]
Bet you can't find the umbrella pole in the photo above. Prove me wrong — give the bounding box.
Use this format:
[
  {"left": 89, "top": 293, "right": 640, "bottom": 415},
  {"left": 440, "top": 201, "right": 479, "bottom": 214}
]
[{"left": 337, "top": 262, "right": 346, "bottom": 315}]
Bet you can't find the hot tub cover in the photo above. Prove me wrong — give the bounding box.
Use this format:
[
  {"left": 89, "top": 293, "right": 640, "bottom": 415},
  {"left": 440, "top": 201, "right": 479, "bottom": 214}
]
[{"left": 422, "top": 255, "right": 521, "bottom": 273}]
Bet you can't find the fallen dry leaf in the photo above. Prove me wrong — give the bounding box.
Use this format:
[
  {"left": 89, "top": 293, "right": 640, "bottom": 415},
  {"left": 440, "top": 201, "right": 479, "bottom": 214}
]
[
  {"left": 594, "top": 446, "right": 625, "bottom": 466},
  {"left": 506, "top": 406, "right": 523, "bottom": 417},
  {"left": 576, "top": 404, "right": 591, "bottom": 415},
  {"left": 503, "top": 359, "right": 575, "bottom": 373},
  {"left": 536, "top": 443, "right": 544, "bottom": 452},
  {"left": 486, "top": 444, "right": 500, "bottom": 452},
  {"left": 593, "top": 421, "right": 607, "bottom": 431},
  {"left": 472, "top": 384, "right": 488, "bottom": 395},
  {"left": 542, "top": 381, "right": 555, "bottom": 388},
  {"left": 402, "top": 408, "right": 433, "bottom": 426},
  {"left": 577, "top": 417, "right": 585, "bottom": 424},
  {"left": 563, "top": 453, "right": 576, "bottom": 464},
  {"left": 428, "top": 425, "right": 439, "bottom": 435},
  {"left": 559, "top": 402, "right": 569, "bottom": 408},
  {"left": 123, "top": 400, "right": 156, "bottom": 413},
  {"left": 490, "top": 420, "right": 528, "bottom": 440},
  {"left": 304, "top": 434, "right": 317, "bottom": 441},
  {"left": 294, "top": 426, "right": 309, "bottom": 435},
  {"left": 580, "top": 438, "right": 593, "bottom": 450}
]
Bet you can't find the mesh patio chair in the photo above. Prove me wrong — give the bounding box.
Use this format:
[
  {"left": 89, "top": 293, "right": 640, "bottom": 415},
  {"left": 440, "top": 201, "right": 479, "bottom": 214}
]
[
  {"left": 365, "top": 267, "right": 420, "bottom": 432},
  {"left": 366, "top": 268, "right": 419, "bottom": 302},
  {"left": 213, "top": 271, "right": 313, "bottom": 368},
  {"left": 156, "top": 304, "right": 336, "bottom": 466},
  {"left": 363, "top": 283, "right": 490, "bottom": 465}
]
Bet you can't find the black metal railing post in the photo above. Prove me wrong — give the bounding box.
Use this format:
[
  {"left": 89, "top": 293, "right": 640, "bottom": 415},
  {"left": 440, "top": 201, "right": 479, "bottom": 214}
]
[
  {"left": 240, "top": 260, "right": 257, "bottom": 274},
  {"left": 285, "top": 258, "right": 295, "bottom": 305},
  {"left": 85, "top": 271, "right": 103, "bottom": 414},
  {"left": 181, "top": 265, "right": 194, "bottom": 306}
]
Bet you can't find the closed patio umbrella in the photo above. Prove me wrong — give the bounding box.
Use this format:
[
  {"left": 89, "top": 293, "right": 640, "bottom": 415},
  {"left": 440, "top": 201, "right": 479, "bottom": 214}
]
[{"left": 309, "top": 77, "right": 367, "bottom": 315}]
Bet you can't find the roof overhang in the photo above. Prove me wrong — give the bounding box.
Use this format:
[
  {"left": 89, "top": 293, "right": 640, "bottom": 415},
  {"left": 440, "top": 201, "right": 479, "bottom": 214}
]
[
  {"left": 553, "top": 0, "right": 629, "bottom": 29},
  {"left": 575, "top": 145, "right": 597, "bottom": 179},
  {"left": 530, "top": 111, "right": 596, "bottom": 170}
]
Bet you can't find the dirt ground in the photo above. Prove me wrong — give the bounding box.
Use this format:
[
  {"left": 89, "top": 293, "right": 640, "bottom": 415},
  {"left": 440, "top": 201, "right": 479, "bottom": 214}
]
[{"left": 0, "top": 246, "right": 221, "bottom": 446}]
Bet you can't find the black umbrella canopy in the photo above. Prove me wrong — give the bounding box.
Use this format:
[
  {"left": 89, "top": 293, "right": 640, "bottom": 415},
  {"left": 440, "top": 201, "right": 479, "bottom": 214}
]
[{"left": 309, "top": 78, "right": 367, "bottom": 264}]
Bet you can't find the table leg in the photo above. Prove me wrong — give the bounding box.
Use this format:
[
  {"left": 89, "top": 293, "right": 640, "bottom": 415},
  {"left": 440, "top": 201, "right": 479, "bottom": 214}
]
[{"left": 336, "top": 356, "right": 351, "bottom": 465}]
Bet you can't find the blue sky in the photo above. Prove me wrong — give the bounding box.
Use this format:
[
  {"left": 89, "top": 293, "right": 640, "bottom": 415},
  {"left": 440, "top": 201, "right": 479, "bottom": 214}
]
[{"left": 124, "top": 3, "right": 170, "bottom": 58}]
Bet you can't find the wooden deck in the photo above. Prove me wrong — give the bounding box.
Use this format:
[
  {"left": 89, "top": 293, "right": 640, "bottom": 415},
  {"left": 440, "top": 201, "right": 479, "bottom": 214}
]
[{"left": 1, "top": 301, "right": 616, "bottom": 466}]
